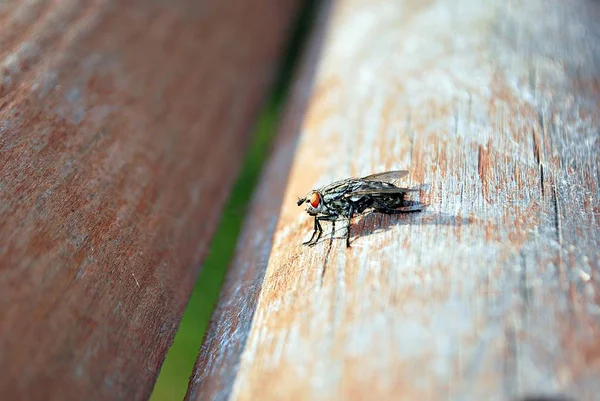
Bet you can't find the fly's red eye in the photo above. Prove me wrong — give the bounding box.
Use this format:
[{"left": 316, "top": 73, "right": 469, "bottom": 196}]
[{"left": 310, "top": 192, "right": 320, "bottom": 208}]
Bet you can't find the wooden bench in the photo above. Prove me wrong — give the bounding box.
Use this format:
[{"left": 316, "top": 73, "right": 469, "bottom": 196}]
[{"left": 1, "top": 0, "right": 599, "bottom": 400}]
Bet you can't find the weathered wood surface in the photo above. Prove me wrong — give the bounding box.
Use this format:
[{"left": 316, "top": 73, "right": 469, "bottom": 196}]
[
  {"left": 191, "top": 0, "right": 600, "bottom": 400},
  {"left": 0, "top": 1, "right": 300, "bottom": 400}
]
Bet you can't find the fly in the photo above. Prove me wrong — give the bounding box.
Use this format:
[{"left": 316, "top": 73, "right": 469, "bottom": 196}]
[{"left": 296, "top": 170, "right": 422, "bottom": 247}]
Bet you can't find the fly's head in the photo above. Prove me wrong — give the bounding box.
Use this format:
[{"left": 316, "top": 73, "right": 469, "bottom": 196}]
[{"left": 297, "top": 190, "right": 323, "bottom": 216}]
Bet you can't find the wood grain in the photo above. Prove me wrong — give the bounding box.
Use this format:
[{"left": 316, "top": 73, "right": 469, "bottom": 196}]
[
  {"left": 194, "top": 0, "right": 600, "bottom": 400},
  {"left": 0, "top": 1, "right": 300, "bottom": 400}
]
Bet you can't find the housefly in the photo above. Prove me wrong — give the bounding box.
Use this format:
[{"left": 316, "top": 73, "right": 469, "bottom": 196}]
[{"left": 297, "top": 170, "right": 422, "bottom": 247}]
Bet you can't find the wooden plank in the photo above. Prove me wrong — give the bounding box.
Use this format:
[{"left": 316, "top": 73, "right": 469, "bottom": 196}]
[
  {"left": 0, "top": 1, "right": 300, "bottom": 400},
  {"left": 190, "top": 0, "right": 600, "bottom": 400}
]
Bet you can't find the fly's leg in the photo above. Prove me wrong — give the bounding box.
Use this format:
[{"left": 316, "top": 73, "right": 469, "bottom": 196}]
[
  {"left": 315, "top": 216, "right": 338, "bottom": 246},
  {"left": 395, "top": 204, "right": 424, "bottom": 213},
  {"left": 304, "top": 216, "right": 338, "bottom": 246},
  {"left": 317, "top": 216, "right": 341, "bottom": 246},
  {"left": 303, "top": 216, "right": 322, "bottom": 246},
  {"left": 373, "top": 199, "right": 423, "bottom": 214},
  {"left": 395, "top": 200, "right": 425, "bottom": 212},
  {"left": 310, "top": 218, "right": 324, "bottom": 246},
  {"left": 346, "top": 203, "right": 355, "bottom": 248},
  {"left": 331, "top": 219, "right": 336, "bottom": 243}
]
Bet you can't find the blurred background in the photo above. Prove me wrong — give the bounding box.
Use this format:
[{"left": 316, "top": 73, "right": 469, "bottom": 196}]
[{"left": 150, "top": 2, "right": 318, "bottom": 399}]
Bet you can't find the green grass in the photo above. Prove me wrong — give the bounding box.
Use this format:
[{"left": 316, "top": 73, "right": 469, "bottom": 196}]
[
  {"left": 149, "top": 2, "right": 319, "bottom": 400},
  {"left": 148, "top": 105, "right": 280, "bottom": 401}
]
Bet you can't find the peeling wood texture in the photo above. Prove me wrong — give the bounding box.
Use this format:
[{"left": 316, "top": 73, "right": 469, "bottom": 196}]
[
  {"left": 192, "top": 0, "right": 600, "bottom": 400},
  {"left": 0, "top": 0, "right": 300, "bottom": 400}
]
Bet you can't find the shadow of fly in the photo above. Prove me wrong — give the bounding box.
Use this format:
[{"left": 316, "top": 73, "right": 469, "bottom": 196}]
[{"left": 297, "top": 170, "right": 423, "bottom": 247}]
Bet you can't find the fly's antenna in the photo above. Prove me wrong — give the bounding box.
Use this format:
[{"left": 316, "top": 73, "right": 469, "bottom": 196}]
[{"left": 296, "top": 197, "right": 305, "bottom": 206}]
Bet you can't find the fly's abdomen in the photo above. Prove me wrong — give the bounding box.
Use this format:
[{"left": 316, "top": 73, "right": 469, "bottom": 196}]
[{"left": 374, "top": 194, "right": 407, "bottom": 209}]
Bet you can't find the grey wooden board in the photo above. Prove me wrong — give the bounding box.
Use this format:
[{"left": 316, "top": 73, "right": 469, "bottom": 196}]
[{"left": 191, "top": 0, "right": 600, "bottom": 400}]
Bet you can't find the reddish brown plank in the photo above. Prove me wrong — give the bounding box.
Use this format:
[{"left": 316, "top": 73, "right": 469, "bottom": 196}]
[
  {"left": 189, "top": 0, "right": 600, "bottom": 400},
  {"left": 0, "top": 1, "right": 300, "bottom": 400}
]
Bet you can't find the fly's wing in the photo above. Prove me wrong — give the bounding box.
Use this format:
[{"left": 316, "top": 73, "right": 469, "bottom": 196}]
[
  {"left": 318, "top": 171, "right": 410, "bottom": 201},
  {"left": 343, "top": 179, "right": 418, "bottom": 198},
  {"left": 345, "top": 187, "right": 419, "bottom": 197},
  {"left": 360, "top": 170, "right": 409, "bottom": 184}
]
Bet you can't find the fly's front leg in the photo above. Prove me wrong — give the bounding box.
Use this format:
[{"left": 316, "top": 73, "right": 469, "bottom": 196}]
[
  {"left": 305, "top": 215, "right": 339, "bottom": 247},
  {"left": 317, "top": 215, "right": 339, "bottom": 245},
  {"left": 303, "top": 216, "right": 322, "bottom": 246},
  {"left": 310, "top": 218, "right": 324, "bottom": 247}
]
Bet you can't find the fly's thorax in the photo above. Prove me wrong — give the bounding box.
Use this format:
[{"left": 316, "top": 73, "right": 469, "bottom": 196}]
[{"left": 327, "top": 198, "right": 352, "bottom": 216}]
